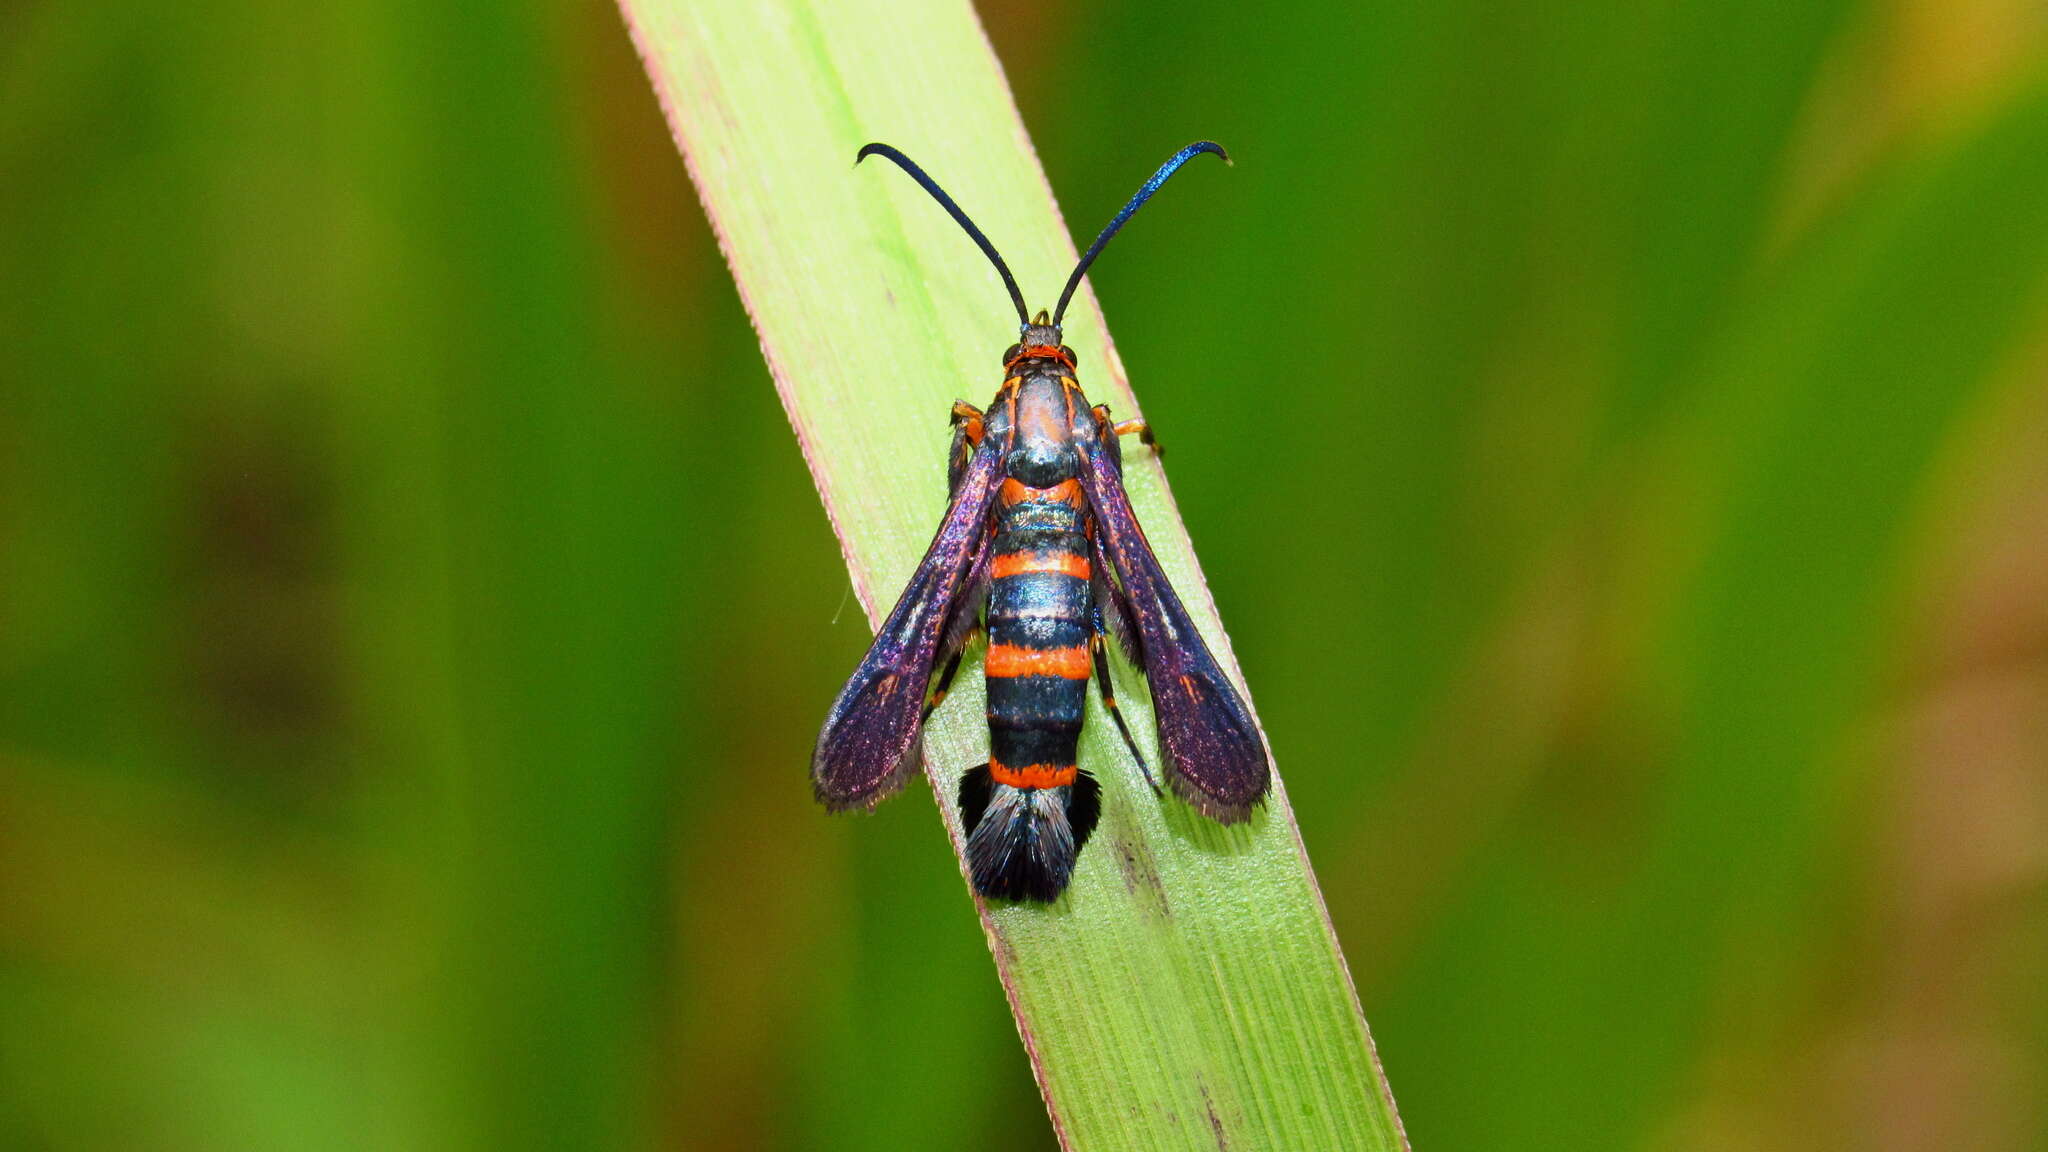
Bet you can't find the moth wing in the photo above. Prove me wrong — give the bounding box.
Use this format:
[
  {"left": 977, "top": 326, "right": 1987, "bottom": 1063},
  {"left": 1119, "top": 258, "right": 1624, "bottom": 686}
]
[
  {"left": 1077, "top": 437, "right": 1268, "bottom": 820},
  {"left": 811, "top": 441, "right": 1002, "bottom": 809}
]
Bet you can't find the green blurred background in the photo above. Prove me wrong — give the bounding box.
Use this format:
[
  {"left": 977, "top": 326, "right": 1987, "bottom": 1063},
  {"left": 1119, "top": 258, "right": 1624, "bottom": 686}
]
[{"left": 5, "top": 0, "right": 2046, "bottom": 1148}]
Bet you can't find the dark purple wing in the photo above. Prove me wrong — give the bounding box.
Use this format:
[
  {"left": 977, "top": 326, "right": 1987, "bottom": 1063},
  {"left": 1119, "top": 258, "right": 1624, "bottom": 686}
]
[
  {"left": 1077, "top": 437, "right": 1269, "bottom": 821},
  {"left": 812, "top": 440, "right": 1002, "bottom": 810}
]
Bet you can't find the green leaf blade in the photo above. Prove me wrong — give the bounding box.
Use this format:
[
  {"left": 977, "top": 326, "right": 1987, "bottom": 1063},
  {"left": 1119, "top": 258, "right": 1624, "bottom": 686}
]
[{"left": 618, "top": 1, "right": 1406, "bottom": 1147}]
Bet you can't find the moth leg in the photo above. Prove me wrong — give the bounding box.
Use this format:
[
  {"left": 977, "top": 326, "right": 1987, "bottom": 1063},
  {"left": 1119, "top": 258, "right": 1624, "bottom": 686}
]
[
  {"left": 948, "top": 402, "right": 986, "bottom": 492},
  {"left": 924, "top": 533, "right": 990, "bottom": 726},
  {"left": 921, "top": 643, "right": 968, "bottom": 725},
  {"left": 1091, "top": 404, "right": 1162, "bottom": 458},
  {"left": 1091, "top": 612, "right": 1160, "bottom": 795},
  {"left": 950, "top": 401, "right": 986, "bottom": 443},
  {"left": 925, "top": 540, "right": 990, "bottom": 727},
  {"left": 1112, "top": 418, "right": 1158, "bottom": 451}
]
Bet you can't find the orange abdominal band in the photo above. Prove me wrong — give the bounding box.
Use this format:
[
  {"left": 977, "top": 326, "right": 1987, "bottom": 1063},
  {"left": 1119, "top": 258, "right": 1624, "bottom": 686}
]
[
  {"left": 988, "top": 760, "right": 1078, "bottom": 789},
  {"left": 990, "top": 551, "right": 1091, "bottom": 580},
  {"left": 999, "top": 477, "right": 1084, "bottom": 508},
  {"left": 984, "top": 643, "right": 1092, "bottom": 679}
]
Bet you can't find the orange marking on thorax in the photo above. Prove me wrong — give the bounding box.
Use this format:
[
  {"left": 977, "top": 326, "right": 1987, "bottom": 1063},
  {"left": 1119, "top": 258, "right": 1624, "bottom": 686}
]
[
  {"left": 990, "top": 551, "right": 1091, "bottom": 580},
  {"left": 988, "top": 759, "right": 1079, "bottom": 789},
  {"left": 1004, "top": 345, "right": 1075, "bottom": 371},
  {"left": 984, "top": 643, "right": 1092, "bottom": 679}
]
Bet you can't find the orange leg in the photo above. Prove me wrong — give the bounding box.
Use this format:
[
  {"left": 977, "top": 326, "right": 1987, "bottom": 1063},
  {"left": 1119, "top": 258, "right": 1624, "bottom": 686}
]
[
  {"left": 1093, "top": 405, "right": 1162, "bottom": 456},
  {"left": 951, "top": 400, "right": 986, "bottom": 445},
  {"left": 949, "top": 402, "right": 987, "bottom": 488},
  {"left": 1112, "top": 418, "right": 1155, "bottom": 444}
]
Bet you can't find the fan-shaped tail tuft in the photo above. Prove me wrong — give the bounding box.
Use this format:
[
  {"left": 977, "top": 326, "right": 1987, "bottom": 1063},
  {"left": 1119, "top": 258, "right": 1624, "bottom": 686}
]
[{"left": 957, "top": 765, "right": 1102, "bottom": 902}]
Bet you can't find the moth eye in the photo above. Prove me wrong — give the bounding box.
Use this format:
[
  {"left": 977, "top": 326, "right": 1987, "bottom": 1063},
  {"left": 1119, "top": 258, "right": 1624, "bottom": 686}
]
[
  {"left": 1060, "top": 346, "right": 1078, "bottom": 366},
  {"left": 1002, "top": 344, "right": 1023, "bottom": 363}
]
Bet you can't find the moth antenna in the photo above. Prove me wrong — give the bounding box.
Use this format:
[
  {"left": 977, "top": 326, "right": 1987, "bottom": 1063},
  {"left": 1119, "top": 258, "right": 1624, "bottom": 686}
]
[
  {"left": 1052, "top": 141, "right": 1230, "bottom": 327},
  {"left": 856, "top": 143, "right": 1031, "bottom": 326}
]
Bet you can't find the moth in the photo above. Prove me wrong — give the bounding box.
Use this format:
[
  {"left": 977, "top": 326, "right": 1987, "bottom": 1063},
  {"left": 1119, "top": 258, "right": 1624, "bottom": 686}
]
[{"left": 813, "top": 142, "right": 1268, "bottom": 901}]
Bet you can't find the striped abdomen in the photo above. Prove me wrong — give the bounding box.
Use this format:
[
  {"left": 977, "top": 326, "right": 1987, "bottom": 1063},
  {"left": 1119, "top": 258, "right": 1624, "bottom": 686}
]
[
  {"left": 958, "top": 476, "right": 1103, "bottom": 901},
  {"left": 985, "top": 477, "right": 1092, "bottom": 786}
]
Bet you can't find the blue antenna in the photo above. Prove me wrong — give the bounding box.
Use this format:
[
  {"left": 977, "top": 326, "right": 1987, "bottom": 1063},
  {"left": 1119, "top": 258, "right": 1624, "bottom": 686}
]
[
  {"left": 1052, "top": 141, "right": 1229, "bottom": 326},
  {"left": 856, "top": 143, "right": 1031, "bottom": 326}
]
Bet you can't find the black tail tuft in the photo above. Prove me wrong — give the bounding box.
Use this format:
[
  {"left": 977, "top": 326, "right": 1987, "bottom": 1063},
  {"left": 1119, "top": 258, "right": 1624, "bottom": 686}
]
[{"left": 957, "top": 766, "right": 1102, "bottom": 902}]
